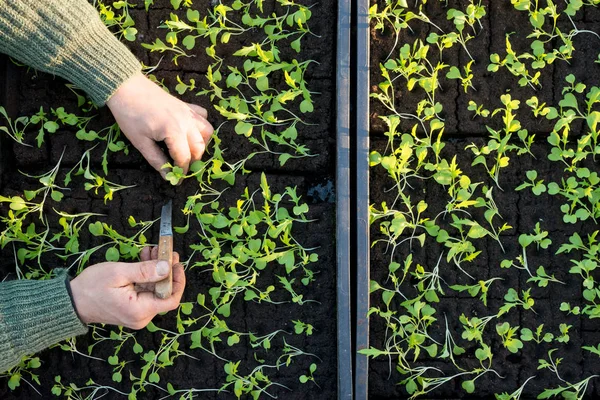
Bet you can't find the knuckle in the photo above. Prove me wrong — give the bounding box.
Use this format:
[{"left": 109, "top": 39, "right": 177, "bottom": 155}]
[{"left": 137, "top": 263, "right": 152, "bottom": 282}]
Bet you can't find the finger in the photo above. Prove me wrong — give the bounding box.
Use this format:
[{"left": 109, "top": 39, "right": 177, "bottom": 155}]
[
  {"left": 136, "top": 139, "right": 170, "bottom": 179},
  {"left": 164, "top": 134, "right": 192, "bottom": 175},
  {"left": 187, "top": 129, "right": 206, "bottom": 162},
  {"left": 119, "top": 260, "right": 170, "bottom": 284},
  {"left": 151, "top": 248, "right": 178, "bottom": 263},
  {"left": 195, "top": 115, "right": 214, "bottom": 146},
  {"left": 133, "top": 252, "right": 178, "bottom": 292},
  {"left": 137, "top": 263, "right": 185, "bottom": 314},
  {"left": 155, "top": 263, "right": 186, "bottom": 313},
  {"left": 187, "top": 103, "right": 208, "bottom": 119},
  {"left": 140, "top": 246, "right": 151, "bottom": 262},
  {"left": 171, "top": 263, "right": 185, "bottom": 297},
  {"left": 134, "top": 282, "right": 155, "bottom": 292}
]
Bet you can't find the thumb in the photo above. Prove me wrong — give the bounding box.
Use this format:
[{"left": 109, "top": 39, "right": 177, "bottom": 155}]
[{"left": 121, "top": 260, "right": 170, "bottom": 284}]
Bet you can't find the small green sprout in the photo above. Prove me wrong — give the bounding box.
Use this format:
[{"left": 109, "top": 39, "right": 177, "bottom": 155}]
[
  {"left": 467, "top": 100, "right": 490, "bottom": 118},
  {"left": 537, "top": 349, "right": 598, "bottom": 399},
  {"left": 449, "top": 277, "right": 502, "bottom": 306},
  {"left": 520, "top": 324, "right": 554, "bottom": 344},
  {"left": 494, "top": 375, "right": 536, "bottom": 400},
  {"left": 496, "top": 322, "right": 523, "bottom": 353},
  {"left": 446, "top": 60, "right": 475, "bottom": 92},
  {"left": 0, "top": 355, "right": 41, "bottom": 391},
  {"left": 555, "top": 323, "right": 572, "bottom": 343},
  {"left": 299, "top": 363, "right": 318, "bottom": 387},
  {"left": 516, "top": 170, "right": 547, "bottom": 195},
  {"left": 497, "top": 288, "right": 535, "bottom": 316},
  {"left": 293, "top": 320, "right": 314, "bottom": 336},
  {"left": 582, "top": 343, "right": 600, "bottom": 358}
]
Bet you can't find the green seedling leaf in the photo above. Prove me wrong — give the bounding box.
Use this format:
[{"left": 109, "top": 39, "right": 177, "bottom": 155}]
[
  {"left": 133, "top": 343, "right": 143, "bottom": 354},
  {"left": 148, "top": 372, "right": 160, "bottom": 383},
  {"left": 105, "top": 247, "right": 120, "bottom": 262},
  {"left": 228, "top": 334, "right": 240, "bottom": 346},
  {"left": 235, "top": 121, "right": 253, "bottom": 137},
  {"left": 112, "top": 372, "right": 122, "bottom": 383},
  {"left": 462, "top": 380, "right": 475, "bottom": 393},
  {"left": 180, "top": 302, "right": 193, "bottom": 315},
  {"left": 358, "top": 347, "right": 386, "bottom": 358},
  {"left": 300, "top": 99, "right": 314, "bottom": 113},
  {"left": 89, "top": 221, "right": 104, "bottom": 236}
]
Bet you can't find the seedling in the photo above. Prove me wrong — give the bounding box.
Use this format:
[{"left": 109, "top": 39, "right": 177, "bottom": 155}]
[
  {"left": 488, "top": 35, "right": 541, "bottom": 89},
  {"left": 538, "top": 349, "right": 598, "bottom": 399},
  {"left": 496, "top": 322, "right": 523, "bottom": 353},
  {"left": 500, "top": 223, "right": 562, "bottom": 287},
  {"left": 467, "top": 100, "right": 490, "bottom": 118},
  {"left": 494, "top": 375, "right": 536, "bottom": 400},
  {"left": 370, "top": 2, "right": 440, "bottom": 60},
  {"left": 520, "top": 324, "right": 554, "bottom": 344},
  {"left": 0, "top": 105, "right": 31, "bottom": 144},
  {"left": 468, "top": 94, "right": 535, "bottom": 189},
  {"left": 299, "top": 363, "right": 318, "bottom": 387},
  {"left": 97, "top": 0, "right": 138, "bottom": 41},
  {"left": 459, "top": 313, "right": 496, "bottom": 344},
  {"left": 439, "top": 314, "right": 466, "bottom": 371},
  {"left": 65, "top": 148, "right": 135, "bottom": 204},
  {"left": 516, "top": 170, "right": 547, "bottom": 195},
  {"left": 0, "top": 355, "right": 41, "bottom": 393},
  {"left": 446, "top": 61, "right": 475, "bottom": 93},
  {"left": 449, "top": 277, "right": 502, "bottom": 306},
  {"left": 498, "top": 288, "right": 535, "bottom": 316},
  {"left": 446, "top": 1, "right": 486, "bottom": 61},
  {"left": 582, "top": 343, "right": 600, "bottom": 358},
  {"left": 292, "top": 320, "right": 314, "bottom": 336}
]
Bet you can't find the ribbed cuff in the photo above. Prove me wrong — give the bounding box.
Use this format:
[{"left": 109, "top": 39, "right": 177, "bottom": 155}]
[{"left": 0, "top": 270, "right": 88, "bottom": 372}]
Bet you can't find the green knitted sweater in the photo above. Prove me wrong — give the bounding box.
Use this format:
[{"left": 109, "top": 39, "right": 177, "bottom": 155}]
[
  {"left": 0, "top": 271, "right": 88, "bottom": 372},
  {"left": 0, "top": 0, "right": 143, "bottom": 372},
  {"left": 0, "top": 0, "right": 141, "bottom": 105}
]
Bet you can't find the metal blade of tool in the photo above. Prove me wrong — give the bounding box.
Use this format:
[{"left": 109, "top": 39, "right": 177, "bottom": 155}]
[
  {"left": 154, "top": 200, "right": 174, "bottom": 299},
  {"left": 159, "top": 200, "right": 173, "bottom": 237}
]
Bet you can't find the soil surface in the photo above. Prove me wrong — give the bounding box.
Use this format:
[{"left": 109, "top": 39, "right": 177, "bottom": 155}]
[{"left": 0, "top": 1, "right": 338, "bottom": 399}]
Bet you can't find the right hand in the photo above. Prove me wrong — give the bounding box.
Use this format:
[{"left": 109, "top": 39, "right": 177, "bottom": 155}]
[
  {"left": 107, "top": 72, "right": 214, "bottom": 178},
  {"left": 70, "top": 247, "right": 186, "bottom": 329}
]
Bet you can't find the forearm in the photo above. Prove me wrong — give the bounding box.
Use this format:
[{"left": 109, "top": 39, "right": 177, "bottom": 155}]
[
  {"left": 0, "top": 270, "right": 88, "bottom": 373},
  {"left": 0, "top": 0, "right": 141, "bottom": 105}
]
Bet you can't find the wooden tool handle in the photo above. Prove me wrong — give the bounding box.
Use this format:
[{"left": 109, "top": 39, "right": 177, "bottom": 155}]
[{"left": 154, "top": 235, "right": 173, "bottom": 299}]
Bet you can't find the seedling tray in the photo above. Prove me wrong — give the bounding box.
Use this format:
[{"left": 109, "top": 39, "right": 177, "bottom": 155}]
[
  {"left": 356, "top": 1, "right": 600, "bottom": 399},
  {"left": 0, "top": 1, "right": 352, "bottom": 398}
]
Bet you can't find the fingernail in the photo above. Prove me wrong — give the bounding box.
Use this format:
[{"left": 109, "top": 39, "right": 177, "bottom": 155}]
[{"left": 156, "top": 260, "right": 170, "bottom": 276}]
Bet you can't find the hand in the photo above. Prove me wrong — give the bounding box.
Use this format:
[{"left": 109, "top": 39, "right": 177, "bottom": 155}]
[
  {"left": 107, "top": 72, "right": 214, "bottom": 178},
  {"left": 70, "top": 247, "right": 186, "bottom": 329}
]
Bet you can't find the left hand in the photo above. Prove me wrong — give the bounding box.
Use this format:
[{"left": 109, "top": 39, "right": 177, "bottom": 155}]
[{"left": 70, "top": 246, "right": 186, "bottom": 329}]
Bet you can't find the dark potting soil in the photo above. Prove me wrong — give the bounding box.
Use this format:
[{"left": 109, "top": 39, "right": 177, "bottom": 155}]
[
  {"left": 0, "top": 0, "right": 338, "bottom": 399},
  {"left": 368, "top": 0, "right": 600, "bottom": 399}
]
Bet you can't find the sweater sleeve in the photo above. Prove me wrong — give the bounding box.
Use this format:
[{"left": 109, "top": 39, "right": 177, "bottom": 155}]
[
  {"left": 0, "top": 270, "right": 88, "bottom": 373},
  {"left": 0, "top": 0, "right": 142, "bottom": 105}
]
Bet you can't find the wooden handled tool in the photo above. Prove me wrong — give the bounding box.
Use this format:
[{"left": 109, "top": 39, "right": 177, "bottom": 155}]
[{"left": 154, "top": 200, "right": 173, "bottom": 299}]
